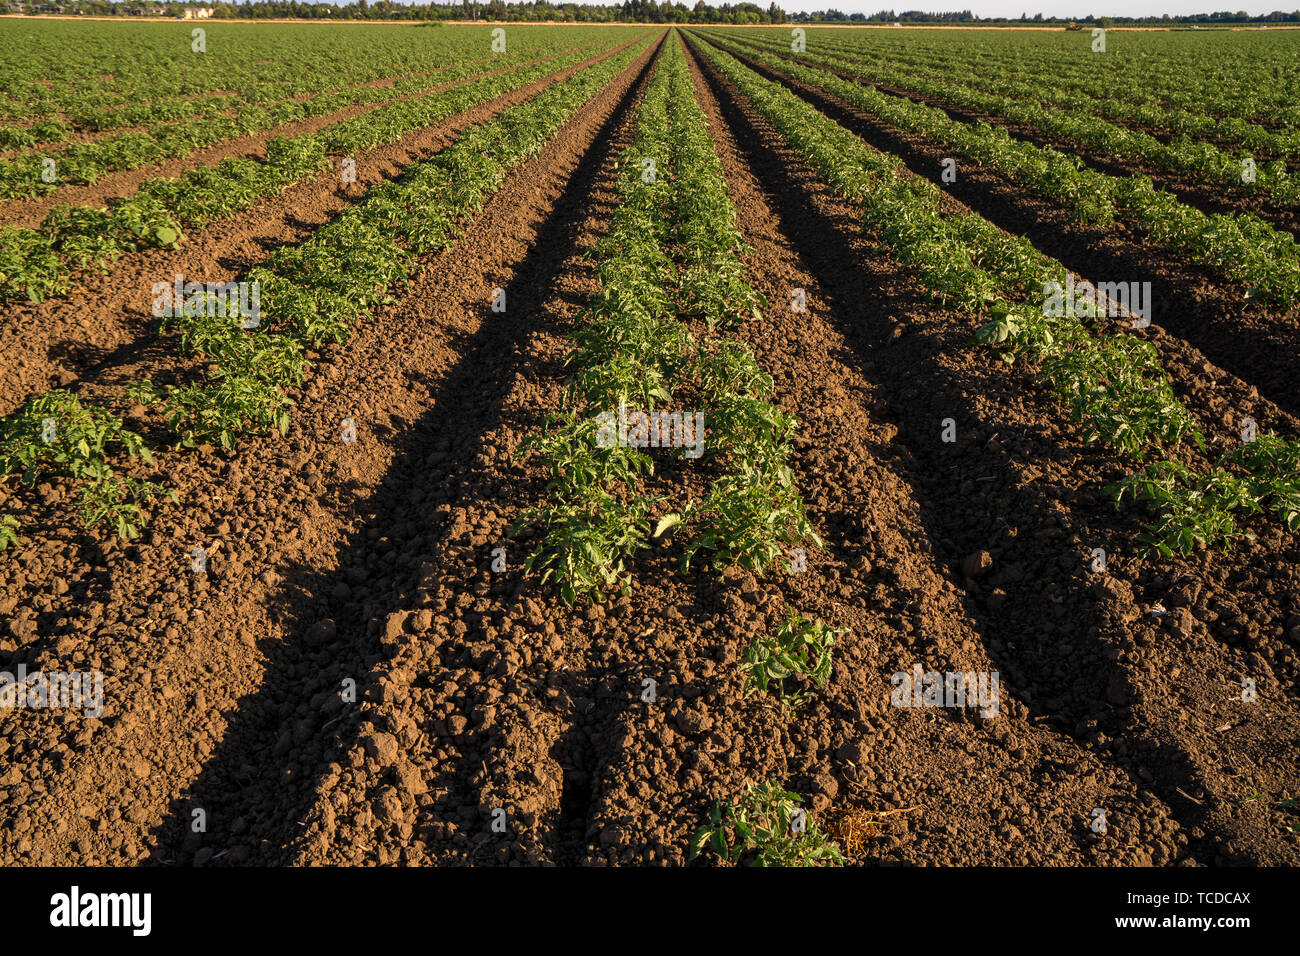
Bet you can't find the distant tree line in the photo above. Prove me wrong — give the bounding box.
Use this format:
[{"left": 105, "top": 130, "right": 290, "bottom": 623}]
[{"left": 5, "top": 1, "right": 1300, "bottom": 26}]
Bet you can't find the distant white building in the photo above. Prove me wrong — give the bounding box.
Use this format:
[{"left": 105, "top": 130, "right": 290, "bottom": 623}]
[{"left": 183, "top": 7, "right": 215, "bottom": 18}]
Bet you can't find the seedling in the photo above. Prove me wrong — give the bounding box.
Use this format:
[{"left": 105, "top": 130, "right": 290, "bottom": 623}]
[
  {"left": 0, "top": 390, "right": 151, "bottom": 485},
  {"left": 0, "top": 515, "right": 18, "bottom": 551},
  {"left": 0, "top": 390, "right": 172, "bottom": 541},
  {"left": 515, "top": 411, "right": 654, "bottom": 495},
  {"left": 79, "top": 475, "right": 176, "bottom": 540},
  {"left": 1222, "top": 433, "right": 1300, "bottom": 531},
  {"left": 130, "top": 374, "right": 292, "bottom": 451},
  {"left": 514, "top": 488, "right": 653, "bottom": 605},
  {"left": 741, "top": 609, "right": 844, "bottom": 707},
  {"left": 690, "top": 780, "right": 843, "bottom": 867},
  {"left": 1109, "top": 460, "right": 1260, "bottom": 556},
  {"left": 678, "top": 464, "right": 823, "bottom": 576}
]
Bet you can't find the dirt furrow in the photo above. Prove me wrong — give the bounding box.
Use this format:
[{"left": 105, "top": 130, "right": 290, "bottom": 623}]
[
  {"left": 0, "top": 49, "right": 580, "bottom": 229},
  {"left": 282, "top": 37, "right": 672, "bottom": 867},
  {"left": 713, "top": 33, "right": 1300, "bottom": 233},
  {"left": 0, "top": 36, "right": 663, "bottom": 868},
  {"left": 0, "top": 40, "right": 640, "bottom": 419},
  {"left": 700, "top": 35, "right": 1300, "bottom": 422},
  {"left": 0, "top": 65, "right": 461, "bottom": 164},
  {"left": 686, "top": 31, "right": 1300, "bottom": 866}
]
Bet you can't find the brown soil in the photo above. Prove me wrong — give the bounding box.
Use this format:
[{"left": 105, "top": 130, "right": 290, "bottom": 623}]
[
  {"left": 700, "top": 35, "right": 1300, "bottom": 422},
  {"left": 715, "top": 32, "right": 1300, "bottom": 230},
  {"left": 0, "top": 33, "right": 663, "bottom": 869},
  {"left": 684, "top": 32, "right": 1300, "bottom": 865},
  {"left": 0, "top": 39, "right": 640, "bottom": 420},
  {"left": 0, "top": 46, "right": 588, "bottom": 230},
  {"left": 2, "top": 27, "right": 1297, "bottom": 869},
  {"left": 0, "top": 68, "right": 452, "bottom": 162}
]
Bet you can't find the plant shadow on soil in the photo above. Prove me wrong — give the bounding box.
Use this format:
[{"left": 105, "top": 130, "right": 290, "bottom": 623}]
[
  {"left": 712, "top": 37, "right": 1300, "bottom": 423},
  {"left": 143, "top": 46, "right": 664, "bottom": 867},
  {"left": 45, "top": 317, "right": 174, "bottom": 390},
  {"left": 687, "top": 36, "right": 1220, "bottom": 857}
]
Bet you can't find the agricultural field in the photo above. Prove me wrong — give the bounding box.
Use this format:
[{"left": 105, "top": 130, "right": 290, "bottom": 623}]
[{"left": 0, "top": 15, "right": 1298, "bottom": 874}]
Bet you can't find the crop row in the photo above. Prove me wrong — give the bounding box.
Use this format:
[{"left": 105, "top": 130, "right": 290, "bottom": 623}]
[
  {"left": 0, "top": 91, "right": 248, "bottom": 152},
  {"left": 513, "top": 35, "right": 843, "bottom": 865},
  {"left": 722, "top": 30, "right": 1300, "bottom": 207},
  {"left": 0, "top": 45, "right": 554, "bottom": 201},
  {"left": 744, "top": 28, "right": 1300, "bottom": 164},
  {"left": 0, "top": 21, "right": 595, "bottom": 123},
  {"left": 701, "top": 33, "right": 1300, "bottom": 306},
  {"left": 845, "top": 42, "right": 1299, "bottom": 165},
  {"left": 515, "top": 35, "right": 815, "bottom": 605},
  {"left": 0, "top": 42, "right": 620, "bottom": 306},
  {"left": 0, "top": 65, "right": 436, "bottom": 163},
  {"left": 690, "top": 35, "right": 1300, "bottom": 558},
  {"left": 752, "top": 26, "right": 1300, "bottom": 131},
  {"left": 0, "top": 26, "right": 369, "bottom": 121},
  {"left": 0, "top": 46, "right": 502, "bottom": 151},
  {"left": 0, "top": 39, "right": 652, "bottom": 551}
]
